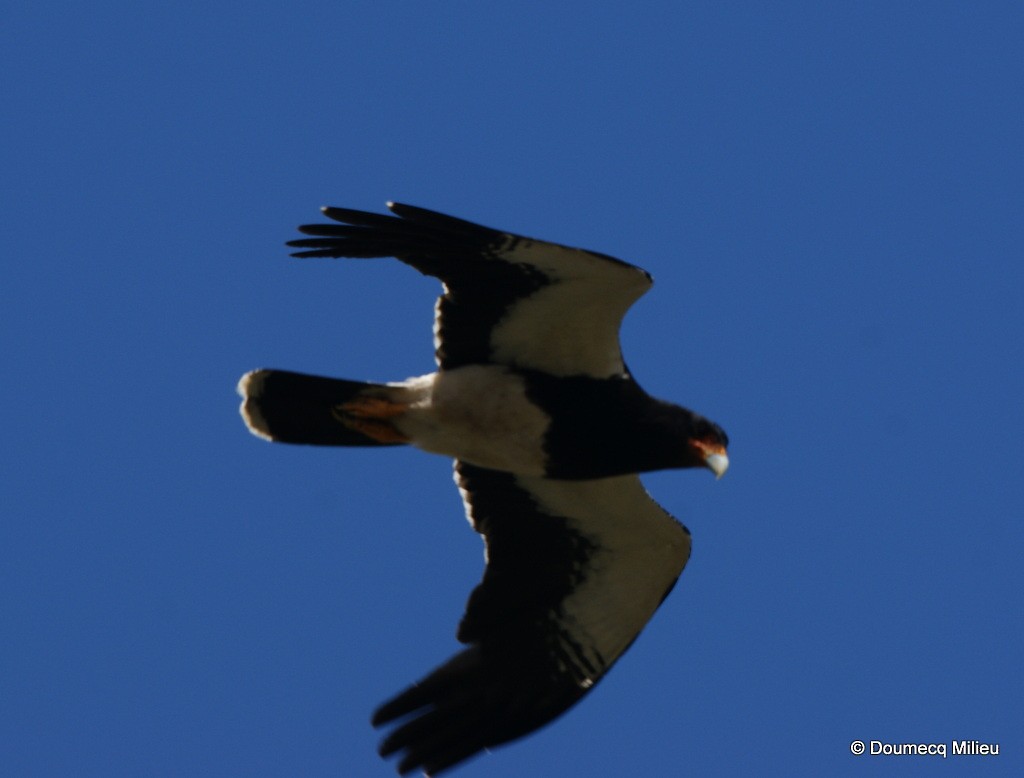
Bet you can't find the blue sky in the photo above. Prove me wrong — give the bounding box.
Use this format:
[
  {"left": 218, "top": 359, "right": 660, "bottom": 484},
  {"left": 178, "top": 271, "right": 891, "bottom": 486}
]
[{"left": 3, "top": 2, "right": 1021, "bottom": 776}]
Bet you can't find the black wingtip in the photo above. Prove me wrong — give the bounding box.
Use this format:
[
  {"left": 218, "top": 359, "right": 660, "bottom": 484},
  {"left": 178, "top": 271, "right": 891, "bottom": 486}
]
[
  {"left": 320, "top": 205, "right": 401, "bottom": 227},
  {"left": 384, "top": 202, "right": 500, "bottom": 236}
]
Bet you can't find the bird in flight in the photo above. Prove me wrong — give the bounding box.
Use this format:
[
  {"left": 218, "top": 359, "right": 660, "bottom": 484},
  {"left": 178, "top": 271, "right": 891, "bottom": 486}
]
[{"left": 238, "top": 202, "right": 729, "bottom": 776}]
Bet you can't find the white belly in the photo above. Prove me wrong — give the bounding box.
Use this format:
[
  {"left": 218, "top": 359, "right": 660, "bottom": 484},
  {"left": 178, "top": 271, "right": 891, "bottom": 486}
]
[{"left": 389, "top": 366, "right": 550, "bottom": 474}]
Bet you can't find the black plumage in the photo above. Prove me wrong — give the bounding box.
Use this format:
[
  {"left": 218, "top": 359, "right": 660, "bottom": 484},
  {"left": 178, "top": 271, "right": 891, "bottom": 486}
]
[{"left": 238, "top": 202, "right": 728, "bottom": 776}]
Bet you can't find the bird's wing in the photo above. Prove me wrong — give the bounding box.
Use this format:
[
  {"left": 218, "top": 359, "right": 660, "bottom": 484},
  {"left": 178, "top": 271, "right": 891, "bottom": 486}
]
[
  {"left": 287, "top": 203, "right": 653, "bottom": 377},
  {"left": 372, "top": 461, "right": 691, "bottom": 776}
]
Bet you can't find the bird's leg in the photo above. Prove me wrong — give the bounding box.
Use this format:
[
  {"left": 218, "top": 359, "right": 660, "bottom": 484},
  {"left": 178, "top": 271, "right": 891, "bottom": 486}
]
[{"left": 333, "top": 396, "right": 411, "bottom": 443}]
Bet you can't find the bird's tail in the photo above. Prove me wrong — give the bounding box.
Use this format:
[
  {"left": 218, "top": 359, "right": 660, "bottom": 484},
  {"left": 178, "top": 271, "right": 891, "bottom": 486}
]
[{"left": 238, "top": 369, "right": 409, "bottom": 447}]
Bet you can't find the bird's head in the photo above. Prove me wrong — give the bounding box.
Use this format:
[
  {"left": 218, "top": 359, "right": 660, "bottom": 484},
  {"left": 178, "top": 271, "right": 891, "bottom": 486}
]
[{"left": 686, "top": 420, "right": 730, "bottom": 478}]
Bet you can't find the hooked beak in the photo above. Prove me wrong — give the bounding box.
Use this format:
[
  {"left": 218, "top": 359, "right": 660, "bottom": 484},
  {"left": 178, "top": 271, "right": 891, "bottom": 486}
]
[
  {"left": 690, "top": 439, "right": 730, "bottom": 479},
  {"left": 705, "top": 451, "right": 729, "bottom": 479}
]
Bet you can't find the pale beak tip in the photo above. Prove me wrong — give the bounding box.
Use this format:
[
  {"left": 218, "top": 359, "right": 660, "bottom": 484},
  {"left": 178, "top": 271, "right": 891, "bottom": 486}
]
[{"left": 705, "top": 452, "right": 729, "bottom": 479}]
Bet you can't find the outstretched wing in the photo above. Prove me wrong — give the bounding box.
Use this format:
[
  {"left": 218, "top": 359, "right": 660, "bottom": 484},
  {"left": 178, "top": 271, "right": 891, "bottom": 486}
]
[
  {"left": 372, "top": 462, "right": 691, "bottom": 776},
  {"left": 287, "top": 203, "right": 653, "bottom": 378}
]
